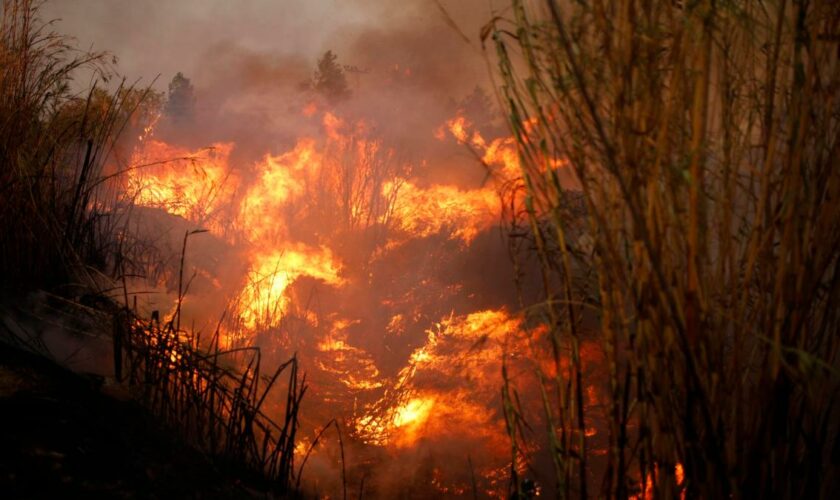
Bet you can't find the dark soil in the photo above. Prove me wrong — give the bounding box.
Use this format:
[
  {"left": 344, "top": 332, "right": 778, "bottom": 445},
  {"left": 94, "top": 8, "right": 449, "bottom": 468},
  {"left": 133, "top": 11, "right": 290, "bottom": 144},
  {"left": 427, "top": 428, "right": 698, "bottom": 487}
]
[{"left": 0, "top": 342, "right": 257, "bottom": 499}]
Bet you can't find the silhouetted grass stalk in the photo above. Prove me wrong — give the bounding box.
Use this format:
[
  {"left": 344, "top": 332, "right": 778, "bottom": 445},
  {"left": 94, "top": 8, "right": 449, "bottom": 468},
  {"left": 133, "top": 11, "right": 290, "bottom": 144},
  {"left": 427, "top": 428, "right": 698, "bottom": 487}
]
[
  {"left": 488, "top": 0, "right": 840, "bottom": 497},
  {"left": 114, "top": 230, "right": 305, "bottom": 493},
  {"left": 1, "top": 0, "right": 155, "bottom": 290},
  {"left": 120, "top": 294, "right": 304, "bottom": 492}
]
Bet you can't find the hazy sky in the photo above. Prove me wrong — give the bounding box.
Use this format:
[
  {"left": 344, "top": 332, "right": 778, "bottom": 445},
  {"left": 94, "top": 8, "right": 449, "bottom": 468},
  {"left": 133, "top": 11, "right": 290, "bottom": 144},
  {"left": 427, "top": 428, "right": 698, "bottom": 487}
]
[
  {"left": 41, "top": 0, "right": 497, "bottom": 92},
  {"left": 40, "top": 0, "right": 509, "bottom": 189}
]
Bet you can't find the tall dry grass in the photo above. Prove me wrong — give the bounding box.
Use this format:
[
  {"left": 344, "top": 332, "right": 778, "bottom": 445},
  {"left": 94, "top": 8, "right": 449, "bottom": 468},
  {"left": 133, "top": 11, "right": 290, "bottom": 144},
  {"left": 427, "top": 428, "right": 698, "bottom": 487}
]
[
  {"left": 488, "top": 0, "right": 840, "bottom": 498},
  {"left": 0, "top": 0, "right": 155, "bottom": 290},
  {"left": 119, "top": 279, "right": 304, "bottom": 492}
]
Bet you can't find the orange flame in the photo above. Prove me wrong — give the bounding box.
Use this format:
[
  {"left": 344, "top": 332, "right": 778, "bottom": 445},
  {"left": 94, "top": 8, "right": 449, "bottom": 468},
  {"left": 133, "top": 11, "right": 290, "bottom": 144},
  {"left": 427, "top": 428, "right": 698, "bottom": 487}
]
[
  {"left": 237, "top": 139, "right": 321, "bottom": 243},
  {"left": 128, "top": 141, "right": 238, "bottom": 233},
  {"left": 236, "top": 245, "right": 344, "bottom": 331},
  {"left": 125, "top": 107, "right": 573, "bottom": 496},
  {"left": 386, "top": 180, "right": 500, "bottom": 245}
]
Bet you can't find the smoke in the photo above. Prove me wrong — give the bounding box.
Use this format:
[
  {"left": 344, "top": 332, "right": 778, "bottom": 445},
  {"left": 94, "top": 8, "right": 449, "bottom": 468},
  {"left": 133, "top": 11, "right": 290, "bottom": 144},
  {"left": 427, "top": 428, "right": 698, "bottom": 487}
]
[
  {"left": 43, "top": 0, "right": 379, "bottom": 82},
  {"left": 45, "top": 0, "right": 505, "bottom": 176},
  {"left": 43, "top": 0, "right": 494, "bottom": 97}
]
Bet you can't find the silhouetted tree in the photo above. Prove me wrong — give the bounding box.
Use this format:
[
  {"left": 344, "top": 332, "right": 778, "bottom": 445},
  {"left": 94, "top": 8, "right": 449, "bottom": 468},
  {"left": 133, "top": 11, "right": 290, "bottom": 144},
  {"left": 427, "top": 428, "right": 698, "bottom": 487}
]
[
  {"left": 164, "top": 72, "right": 195, "bottom": 122},
  {"left": 312, "top": 50, "right": 350, "bottom": 103}
]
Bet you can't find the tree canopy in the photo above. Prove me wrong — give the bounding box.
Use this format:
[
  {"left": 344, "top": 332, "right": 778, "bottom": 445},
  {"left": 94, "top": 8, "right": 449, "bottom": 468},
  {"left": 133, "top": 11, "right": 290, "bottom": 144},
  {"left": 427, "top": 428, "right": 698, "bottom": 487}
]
[
  {"left": 312, "top": 50, "right": 350, "bottom": 103},
  {"left": 164, "top": 72, "right": 195, "bottom": 122}
]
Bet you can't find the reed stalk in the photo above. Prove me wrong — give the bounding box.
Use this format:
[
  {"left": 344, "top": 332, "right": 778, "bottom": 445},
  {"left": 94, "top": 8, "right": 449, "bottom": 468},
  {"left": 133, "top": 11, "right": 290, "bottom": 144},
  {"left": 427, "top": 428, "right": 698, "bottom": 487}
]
[{"left": 489, "top": 0, "right": 840, "bottom": 497}]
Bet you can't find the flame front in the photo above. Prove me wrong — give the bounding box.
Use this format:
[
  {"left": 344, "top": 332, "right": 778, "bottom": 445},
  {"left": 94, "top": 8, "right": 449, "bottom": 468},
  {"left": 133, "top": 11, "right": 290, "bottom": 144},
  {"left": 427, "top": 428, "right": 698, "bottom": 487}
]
[{"left": 125, "top": 107, "right": 582, "bottom": 496}]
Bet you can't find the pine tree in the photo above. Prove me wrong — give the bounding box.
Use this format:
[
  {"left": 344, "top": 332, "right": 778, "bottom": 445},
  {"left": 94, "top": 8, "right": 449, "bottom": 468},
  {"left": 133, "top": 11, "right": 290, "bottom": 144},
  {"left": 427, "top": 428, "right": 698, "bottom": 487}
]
[
  {"left": 164, "top": 72, "right": 195, "bottom": 122},
  {"left": 312, "top": 50, "right": 351, "bottom": 103}
]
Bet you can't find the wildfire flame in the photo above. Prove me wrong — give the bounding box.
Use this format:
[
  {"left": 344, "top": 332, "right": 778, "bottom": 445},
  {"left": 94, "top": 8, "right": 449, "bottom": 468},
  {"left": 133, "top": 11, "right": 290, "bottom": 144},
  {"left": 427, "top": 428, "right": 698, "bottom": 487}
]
[
  {"left": 124, "top": 106, "right": 576, "bottom": 497},
  {"left": 236, "top": 246, "right": 344, "bottom": 331},
  {"left": 128, "top": 140, "right": 238, "bottom": 232},
  {"left": 385, "top": 180, "right": 500, "bottom": 245}
]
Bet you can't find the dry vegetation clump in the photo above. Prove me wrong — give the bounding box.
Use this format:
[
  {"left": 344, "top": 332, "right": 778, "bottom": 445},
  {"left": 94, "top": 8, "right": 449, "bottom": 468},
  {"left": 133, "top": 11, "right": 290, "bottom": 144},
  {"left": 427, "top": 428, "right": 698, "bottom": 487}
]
[
  {"left": 111, "top": 231, "right": 305, "bottom": 494},
  {"left": 0, "top": 0, "right": 152, "bottom": 290},
  {"left": 120, "top": 301, "right": 304, "bottom": 492},
  {"left": 489, "top": 0, "right": 840, "bottom": 498}
]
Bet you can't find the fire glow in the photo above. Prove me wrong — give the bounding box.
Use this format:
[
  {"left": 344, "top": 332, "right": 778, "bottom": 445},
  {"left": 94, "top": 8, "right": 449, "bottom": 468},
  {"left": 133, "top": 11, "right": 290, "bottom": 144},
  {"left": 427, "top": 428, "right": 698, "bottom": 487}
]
[{"left": 124, "top": 107, "right": 574, "bottom": 496}]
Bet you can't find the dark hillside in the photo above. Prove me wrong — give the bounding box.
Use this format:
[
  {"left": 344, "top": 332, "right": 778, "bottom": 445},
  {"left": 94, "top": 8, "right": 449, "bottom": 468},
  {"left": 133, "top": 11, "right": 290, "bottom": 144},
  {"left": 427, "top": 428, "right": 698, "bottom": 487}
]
[{"left": 0, "top": 341, "right": 254, "bottom": 498}]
